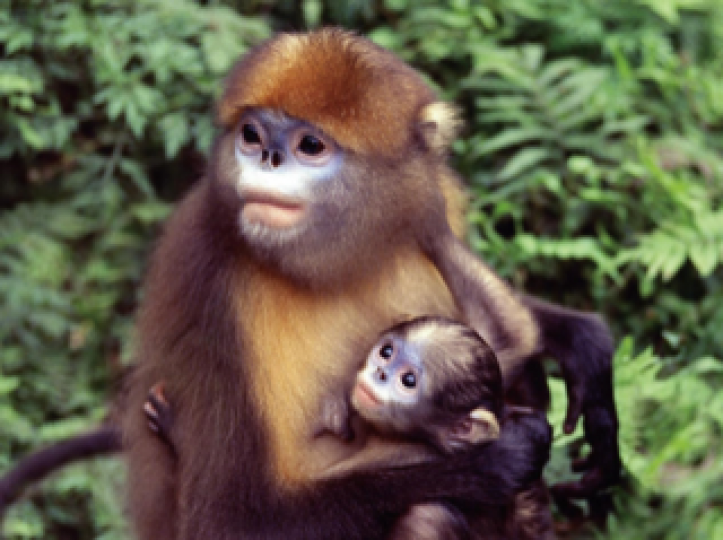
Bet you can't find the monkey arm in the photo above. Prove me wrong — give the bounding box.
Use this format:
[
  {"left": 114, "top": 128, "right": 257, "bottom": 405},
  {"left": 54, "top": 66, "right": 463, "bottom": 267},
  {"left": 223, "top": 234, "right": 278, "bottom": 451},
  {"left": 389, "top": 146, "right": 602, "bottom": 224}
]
[
  {"left": 431, "top": 243, "right": 621, "bottom": 500},
  {"left": 178, "top": 410, "right": 551, "bottom": 540},
  {"left": 0, "top": 427, "right": 121, "bottom": 516},
  {"left": 421, "top": 225, "right": 539, "bottom": 379},
  {"left": 521, "top": 296, "right": 621, "bottom": 500},
  {"left": 146, "top": 387, "right": 355, "bottom": 449},
  {"left": 418, "top": 216, "right": 620, "bottom": 501}
]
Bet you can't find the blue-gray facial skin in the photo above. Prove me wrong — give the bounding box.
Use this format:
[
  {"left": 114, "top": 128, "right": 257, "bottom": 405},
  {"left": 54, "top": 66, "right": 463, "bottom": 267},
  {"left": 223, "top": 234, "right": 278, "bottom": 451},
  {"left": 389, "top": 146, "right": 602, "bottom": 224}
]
[{"left": 352, "top": 330, "right": 429, "bottom": 435}]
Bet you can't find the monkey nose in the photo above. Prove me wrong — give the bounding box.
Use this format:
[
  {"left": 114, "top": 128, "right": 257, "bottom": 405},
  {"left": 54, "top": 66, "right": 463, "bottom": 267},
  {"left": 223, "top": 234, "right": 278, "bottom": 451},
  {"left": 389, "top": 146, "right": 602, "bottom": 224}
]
[
  {"left": 261, "top": 148, "right": 284, "bottom": 169},
  {"left": 374, "top": 367, "right": 388, "bottom": 383}
]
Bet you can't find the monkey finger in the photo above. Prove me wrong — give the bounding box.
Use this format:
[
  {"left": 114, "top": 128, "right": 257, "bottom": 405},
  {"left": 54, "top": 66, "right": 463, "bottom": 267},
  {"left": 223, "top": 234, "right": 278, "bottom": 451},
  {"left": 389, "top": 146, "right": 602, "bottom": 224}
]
[
  {"left": 551, "top": 489, "right": 584, "bottom": 520},
  {"left": 145, "top": 389, "right": 174, "bottom": 439},
  {"left": 551, "top": 467, "right": 604, "bottom": 500},
  {"left": 588, "top": 491, "right": 615, "bottom": 527},
  {"left": 148, "top": 382, "right": 168, "bottom": 404},
  {"left": 144, "top": 401, "right": 161, "bottom": 434},
  {"left": 562, "top": 390, "right": 583, "bottom": 435},
  {"left": 143, "top": 401, "right": 159, "bottom": 420}
]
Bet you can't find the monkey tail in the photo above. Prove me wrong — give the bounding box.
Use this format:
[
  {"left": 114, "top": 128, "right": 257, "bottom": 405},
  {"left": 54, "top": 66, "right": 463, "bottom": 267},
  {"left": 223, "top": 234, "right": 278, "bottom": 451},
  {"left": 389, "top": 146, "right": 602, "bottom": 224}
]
[{"left": 0, "top": 426, "right": 122, "bottom": 517}]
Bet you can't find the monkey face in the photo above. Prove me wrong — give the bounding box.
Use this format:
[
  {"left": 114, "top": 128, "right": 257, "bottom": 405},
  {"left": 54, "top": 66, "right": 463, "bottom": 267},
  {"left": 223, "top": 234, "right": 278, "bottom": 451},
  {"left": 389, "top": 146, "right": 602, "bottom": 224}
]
[
  {"left": 351, "top": 317, "right": 505, "bottom": 452},
  {"left": 233, "top": 108, "right": 343, "bottom": 234},
  {"left": 207, "top": 29, "right": 464, "bottom": 289},
  {"left": 212, "top": 107, "right": 435, "bottom": 288},
  {"left": 352, "top": 333, "right": 429, "bottom": 434}
]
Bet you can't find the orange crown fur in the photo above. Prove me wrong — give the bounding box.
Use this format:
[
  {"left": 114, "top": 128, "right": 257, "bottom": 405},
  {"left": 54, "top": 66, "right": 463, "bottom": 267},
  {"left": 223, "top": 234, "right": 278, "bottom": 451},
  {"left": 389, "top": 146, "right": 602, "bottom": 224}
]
[{"left": 217, "top": 28, "right": 438, "bottom": 157}]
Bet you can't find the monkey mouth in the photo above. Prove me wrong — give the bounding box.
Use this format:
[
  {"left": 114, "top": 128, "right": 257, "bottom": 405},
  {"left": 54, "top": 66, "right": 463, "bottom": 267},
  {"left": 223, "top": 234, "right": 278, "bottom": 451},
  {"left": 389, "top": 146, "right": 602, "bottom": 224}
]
[
  {"left": 352, "top": 381, "right": 381, "bottom": 410},
  {"left": 241, "top": 190, "right": 307, "bottom": 229}
]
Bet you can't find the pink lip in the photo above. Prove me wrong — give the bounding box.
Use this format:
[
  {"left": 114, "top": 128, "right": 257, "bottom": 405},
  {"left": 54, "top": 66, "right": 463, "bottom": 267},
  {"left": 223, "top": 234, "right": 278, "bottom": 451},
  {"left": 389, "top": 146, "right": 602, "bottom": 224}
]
[
  {"left": 241, "top": 190, "right": 306, "bottom": 228},
  {"left": 242, "top": 189, "right": 305, "bottom": 209},
  {"left": 353, "top": 381, "right": 381, "bottom": 409}
]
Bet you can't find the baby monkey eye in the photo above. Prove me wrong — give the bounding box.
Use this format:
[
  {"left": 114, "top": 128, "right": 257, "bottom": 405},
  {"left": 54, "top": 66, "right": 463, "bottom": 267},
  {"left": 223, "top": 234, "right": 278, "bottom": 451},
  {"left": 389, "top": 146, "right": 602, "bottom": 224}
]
[
  {"left": 241, "top": 124, "right": 261, "bottom": 145},
  {"left": 401, "top": 371, "right": 417, "bottom": 389},
  {"left": 379, "top": 344, "right": 394, "bottom": 360},
  {"left": 298, "top": 135, "right": 325, "bottom": 156}
]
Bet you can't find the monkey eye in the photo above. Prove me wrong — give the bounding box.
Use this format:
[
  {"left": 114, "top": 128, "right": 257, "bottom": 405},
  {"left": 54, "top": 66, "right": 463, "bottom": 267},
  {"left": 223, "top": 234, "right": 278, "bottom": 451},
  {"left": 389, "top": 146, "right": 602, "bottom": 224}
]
[
  {"left": 396, "top": 369, "right": 420, "bottom": 395},
  {"left": 237, "top": 120, "right": 265, "bottom": 154},
  {"left": 242, "top": 124, "right": 261, "bottom": 145},
  {"left": 298, "top": 135, "right": 325, "bottom": 156},
  {"left": 292, "top": 130, "right": 333, "bottom": 165},
  {"left": 379, "top": 343, "right": 394, "bottom": 361},
  {"left": 401, "top": 371, "right": 417, "bottom": 388}
]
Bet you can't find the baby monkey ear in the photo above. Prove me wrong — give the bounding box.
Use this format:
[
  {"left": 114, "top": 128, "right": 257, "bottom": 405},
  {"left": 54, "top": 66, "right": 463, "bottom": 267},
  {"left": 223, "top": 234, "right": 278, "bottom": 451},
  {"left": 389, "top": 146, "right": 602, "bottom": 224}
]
[
  {"left": 417, "top": 102, "right": 463, "bottom": 156},
  {"left": 440, "top": 408, "right": 501, "bottom": 452},
  {"left": 466, "top": 408, "right": 501, "bottom": 443}
]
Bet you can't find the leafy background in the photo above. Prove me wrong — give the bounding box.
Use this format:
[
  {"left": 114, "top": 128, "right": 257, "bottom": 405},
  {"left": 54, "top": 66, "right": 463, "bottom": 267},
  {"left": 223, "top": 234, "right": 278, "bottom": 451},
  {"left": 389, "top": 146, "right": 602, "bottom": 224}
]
[{"left": 1, "top": 0, "right": 722, "bottom": 538}]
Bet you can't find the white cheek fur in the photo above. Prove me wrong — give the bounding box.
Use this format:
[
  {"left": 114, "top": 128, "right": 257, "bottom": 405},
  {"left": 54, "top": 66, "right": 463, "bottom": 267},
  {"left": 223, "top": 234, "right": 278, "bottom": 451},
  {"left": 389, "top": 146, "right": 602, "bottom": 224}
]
[
  {"left": 234, "top": 147, "right": 340, "bottom": 199},
  {"left": 359, "top": 363, "right": 419, "bottom": 406}
]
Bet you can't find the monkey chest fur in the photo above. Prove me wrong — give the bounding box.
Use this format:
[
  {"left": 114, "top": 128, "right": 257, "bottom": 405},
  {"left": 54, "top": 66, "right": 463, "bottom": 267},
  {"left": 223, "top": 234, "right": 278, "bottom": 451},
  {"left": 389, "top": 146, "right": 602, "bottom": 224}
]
[{"left": 240, "top": 247, "right": 459, "bottom": 485}]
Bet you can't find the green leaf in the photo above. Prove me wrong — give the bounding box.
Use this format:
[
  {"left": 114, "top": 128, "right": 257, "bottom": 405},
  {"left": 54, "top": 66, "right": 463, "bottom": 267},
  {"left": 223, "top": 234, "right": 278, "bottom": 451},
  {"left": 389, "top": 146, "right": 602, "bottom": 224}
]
[
  {"left": 131, "top": 202, "right": 171, "bottom": 224},
  {"left": 159, "top": 113, "right": 190, "bottom": 158},
  {"left": 496, "top": 147, "right": 550, "bottom": 180},
  {"left": 688, "top": 243, "right": 719, "bottom": 276},
  {"left": 119, "top": 158, "right": 153, "bottom": 197},
  {"left": 0, "top": 376, "right": 20, "bottom": 395},
  {"left": 471, "top": 127, "right": 550, "bottom": 157},
  {"left": 15, "top": 118, "right": 44, "bottom": 148}
]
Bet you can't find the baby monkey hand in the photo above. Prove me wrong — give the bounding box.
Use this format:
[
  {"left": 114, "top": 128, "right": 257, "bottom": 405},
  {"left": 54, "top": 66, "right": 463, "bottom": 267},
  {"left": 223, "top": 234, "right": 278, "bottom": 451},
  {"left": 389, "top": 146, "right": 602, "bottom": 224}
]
[{"left": 319, "top": 396, "right": 355, "bottom": 442}]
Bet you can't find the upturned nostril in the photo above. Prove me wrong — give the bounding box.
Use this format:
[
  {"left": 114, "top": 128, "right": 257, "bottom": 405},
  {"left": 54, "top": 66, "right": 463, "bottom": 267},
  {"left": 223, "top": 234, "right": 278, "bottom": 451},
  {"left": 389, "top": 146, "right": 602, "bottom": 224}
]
[
  {"left": 261, "top": 149, "right": 269, "bottom": 162},
  {"left": 375, "top": 368, "right": 387, "bottom": 382},
  {"left": 271, "top": 150, "right": 283, "bottom": 168}
]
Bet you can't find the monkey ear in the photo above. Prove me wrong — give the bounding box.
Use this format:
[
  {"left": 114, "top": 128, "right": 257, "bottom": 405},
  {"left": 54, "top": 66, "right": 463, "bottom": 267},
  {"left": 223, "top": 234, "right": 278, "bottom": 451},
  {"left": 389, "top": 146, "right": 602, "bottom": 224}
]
[
  {"left": 440, "top": 408, "right": 500, "bottom": 452},
  {"left": 417, "top": 102, "right": 463, "bottom": 155}
]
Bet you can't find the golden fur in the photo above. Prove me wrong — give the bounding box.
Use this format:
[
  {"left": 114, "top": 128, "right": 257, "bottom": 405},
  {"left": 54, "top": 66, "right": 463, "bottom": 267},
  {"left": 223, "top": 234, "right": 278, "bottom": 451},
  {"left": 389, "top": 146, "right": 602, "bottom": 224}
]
[
  {"left": 242, "top": 247, "right": 459, "bottom": 484},
  {"left": 218, "top": 29, "right": 437, "bottom": 157},
  {"left": 240, "top": 172, "right": 467, "bottom": 485}
]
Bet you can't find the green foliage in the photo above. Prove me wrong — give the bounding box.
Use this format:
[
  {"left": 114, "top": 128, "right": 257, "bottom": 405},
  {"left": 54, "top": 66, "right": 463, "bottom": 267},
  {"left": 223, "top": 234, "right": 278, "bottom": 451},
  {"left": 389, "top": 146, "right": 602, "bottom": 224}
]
[
  {"left": 376, "top": 0, "right": 723, "bottom": 360},
  {"left": 548, "top": 340, "right": 723, "bottom": 539},
  {"left": 1, "top": 1, "right": 268, "bottom": 537},
  {"left": 2, "top": 0, "right": 723, "bottom": 538}
]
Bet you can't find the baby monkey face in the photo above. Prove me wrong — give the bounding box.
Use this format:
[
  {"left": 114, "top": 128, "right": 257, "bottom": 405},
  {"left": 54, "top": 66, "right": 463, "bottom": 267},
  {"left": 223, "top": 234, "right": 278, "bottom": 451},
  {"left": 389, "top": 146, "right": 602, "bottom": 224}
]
[
  {"left": 352, "top": 333, "right": 430, "bottom": 433},
  {"left": 350, "top": 317, "right": 503, "bottom": 450}
]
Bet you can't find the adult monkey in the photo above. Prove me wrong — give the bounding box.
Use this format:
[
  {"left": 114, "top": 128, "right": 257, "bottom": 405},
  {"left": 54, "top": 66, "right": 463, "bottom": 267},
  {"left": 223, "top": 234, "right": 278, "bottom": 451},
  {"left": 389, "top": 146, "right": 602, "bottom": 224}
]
[{"left": 123, "top": 29, "right": 618, "bottom": 539}]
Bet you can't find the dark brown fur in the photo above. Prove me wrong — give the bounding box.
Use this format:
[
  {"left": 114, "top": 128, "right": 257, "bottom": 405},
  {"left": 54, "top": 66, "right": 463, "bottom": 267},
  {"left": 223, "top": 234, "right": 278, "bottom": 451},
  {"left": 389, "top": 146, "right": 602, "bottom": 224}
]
[{"left": 0, "top": 428, "right": 120, "bottom": 516}]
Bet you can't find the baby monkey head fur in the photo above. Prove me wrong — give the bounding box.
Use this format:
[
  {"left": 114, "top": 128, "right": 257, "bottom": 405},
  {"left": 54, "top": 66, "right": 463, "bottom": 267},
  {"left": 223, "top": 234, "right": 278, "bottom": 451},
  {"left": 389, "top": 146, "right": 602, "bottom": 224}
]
[
  {"left": 207, "top": 28, "right": 464, "bottom": 289},
  {"left": 352, "top": 316, "right": 505, "bottom": 454}
]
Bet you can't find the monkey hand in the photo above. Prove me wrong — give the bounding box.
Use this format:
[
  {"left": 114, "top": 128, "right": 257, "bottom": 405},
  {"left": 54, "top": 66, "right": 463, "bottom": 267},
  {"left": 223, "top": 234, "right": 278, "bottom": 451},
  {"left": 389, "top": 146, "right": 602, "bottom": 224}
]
[
  {"left": 144, "top": 382, "right": 176, "bottom": 451},
  {"left": 521, "top": 296, "right": 621, "bottom": 504},
  {"left": 549, "top": 403, "right": 621, "bottom": 510},
  {"left": 550, "top": 311, "right": 621, "bottom": 504},
  {"left": 496, "top": 408, "right": 552, "bottom": 491},
  {"left": 318, "top": 397, "right": 354, "bottom": 441}
]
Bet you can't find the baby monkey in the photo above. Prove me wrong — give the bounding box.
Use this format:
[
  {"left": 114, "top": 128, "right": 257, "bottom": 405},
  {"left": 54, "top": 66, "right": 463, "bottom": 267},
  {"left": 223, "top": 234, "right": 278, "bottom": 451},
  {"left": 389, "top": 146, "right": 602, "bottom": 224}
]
[
  {"left": 144, "top": 316, "right": 552, "bottom": 540},
  {"left": 347, "top": 316, "right": 504, "bottom": 453},
  {"left": 341, "top": 316, "right": 552, "bottom": 540}
]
